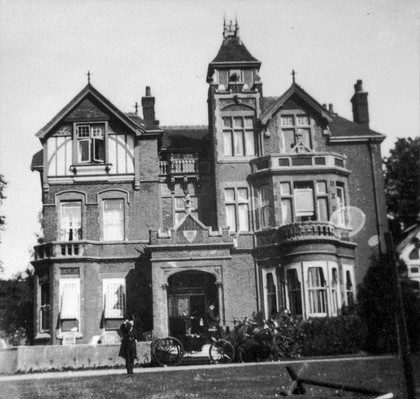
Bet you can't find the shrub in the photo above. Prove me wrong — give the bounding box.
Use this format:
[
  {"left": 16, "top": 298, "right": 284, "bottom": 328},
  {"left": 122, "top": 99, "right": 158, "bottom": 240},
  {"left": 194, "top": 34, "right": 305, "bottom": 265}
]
[{"left": 299, "top": 315, "right": 365, "bottom": 357}]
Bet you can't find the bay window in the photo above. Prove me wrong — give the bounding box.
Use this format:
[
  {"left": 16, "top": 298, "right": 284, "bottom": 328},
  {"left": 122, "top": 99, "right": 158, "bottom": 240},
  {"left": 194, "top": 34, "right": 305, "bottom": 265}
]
[
  {"left": 222, "top": 116, "right": 255, "bottom": 157},
  {"left": 76, "top": 124, "right": 105, "bottom": 163},
  {"left": 279, "top": 180, "right": 331, "bottom": 225},
  {"left": 60, "top": 201, "right": 82, "bottom": 241},
  {"left": 103, "top": 199, "right": 125, "bottom": 241},
  {"left": 284, "top": 262, "right": 342, "bottom": 318}
]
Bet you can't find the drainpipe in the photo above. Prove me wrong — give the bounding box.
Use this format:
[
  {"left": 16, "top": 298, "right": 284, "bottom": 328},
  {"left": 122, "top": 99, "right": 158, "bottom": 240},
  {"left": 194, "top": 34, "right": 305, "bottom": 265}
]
[
  {"left": 368, "top": 139, "right": 383, "bottom": 253},
  {"left": 250, "top": 184, "right": 261, "bottom": 313}
]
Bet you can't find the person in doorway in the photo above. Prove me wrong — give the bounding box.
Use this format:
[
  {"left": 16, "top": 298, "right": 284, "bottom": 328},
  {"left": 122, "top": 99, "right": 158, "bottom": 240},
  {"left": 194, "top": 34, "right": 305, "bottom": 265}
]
[
  {"left": 204, "top": 303, "right": 222, "bottom": 339},
  {"left": 119, "top": 314, "right": 137, "bottom": 375}
]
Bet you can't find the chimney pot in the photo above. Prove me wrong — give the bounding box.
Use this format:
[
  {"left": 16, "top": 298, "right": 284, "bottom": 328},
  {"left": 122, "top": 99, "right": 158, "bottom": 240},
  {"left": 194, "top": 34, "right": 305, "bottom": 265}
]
[
  {"left": 354, "top": 80, "right": 363, "bottom": 93},
  {"left": 142, "top": 86, "right": 156, "bottom": 125},
  {"left": 322, "top": 103, "right": 327, "bottom": 109},
  {"left": 328, "top": 103, "right": 334, "bottom": 113}
]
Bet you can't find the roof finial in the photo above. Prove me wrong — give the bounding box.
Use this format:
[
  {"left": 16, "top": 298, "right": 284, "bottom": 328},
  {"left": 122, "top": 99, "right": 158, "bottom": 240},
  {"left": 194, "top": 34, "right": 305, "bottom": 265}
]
[
  {"left": 291, "top": 69, "right": 296, "bottom": 84},
  {"left": 87, "top": 71, "right": 91, "bottom": 84},
  {"left": 134, "top": 102, "right": 138, "bottom": 115}
]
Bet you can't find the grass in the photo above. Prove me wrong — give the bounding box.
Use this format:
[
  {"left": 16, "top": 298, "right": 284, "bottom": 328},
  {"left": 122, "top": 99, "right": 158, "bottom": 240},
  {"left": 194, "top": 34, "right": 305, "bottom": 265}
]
[{"left": 2, "top": 355, "right": 419, "bottom": 399}]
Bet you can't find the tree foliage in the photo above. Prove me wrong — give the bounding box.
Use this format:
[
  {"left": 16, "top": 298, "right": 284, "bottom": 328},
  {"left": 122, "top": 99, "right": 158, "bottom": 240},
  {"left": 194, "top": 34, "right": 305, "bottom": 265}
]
[
  {"left": 0, "top": 270, "right": 34, "bottom": 345},
  {"left": 384, "top": 137, "right": 420, "bottom": 239}
]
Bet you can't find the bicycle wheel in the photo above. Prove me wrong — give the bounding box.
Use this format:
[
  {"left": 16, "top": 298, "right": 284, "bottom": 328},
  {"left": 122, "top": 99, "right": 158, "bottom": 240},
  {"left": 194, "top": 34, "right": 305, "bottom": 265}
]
[
  {"left": 152, "top": 337, "right": 184, "bottom": 366},
  {"left": 209, "top": 339, "right": 234, "bottom": 364}
]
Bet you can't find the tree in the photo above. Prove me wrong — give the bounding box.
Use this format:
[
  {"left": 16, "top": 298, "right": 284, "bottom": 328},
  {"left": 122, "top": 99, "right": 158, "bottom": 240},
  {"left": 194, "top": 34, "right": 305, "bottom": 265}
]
[
  {"left": 0, "top": 269, "right": 34, "bottom": 345},
  {"left": 384, "top": 137, "right": 420, "bottom": 240}
]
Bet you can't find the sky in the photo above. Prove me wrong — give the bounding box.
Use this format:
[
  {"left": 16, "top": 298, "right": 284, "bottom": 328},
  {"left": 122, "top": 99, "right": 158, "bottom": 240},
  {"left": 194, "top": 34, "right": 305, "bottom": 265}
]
[{"left": 0, "top": 0, "right": 418, "bottom": 279}]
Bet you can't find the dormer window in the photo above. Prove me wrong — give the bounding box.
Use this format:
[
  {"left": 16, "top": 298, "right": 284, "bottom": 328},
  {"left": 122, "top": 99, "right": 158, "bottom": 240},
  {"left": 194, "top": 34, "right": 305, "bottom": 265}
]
[{"left": 76, "top": 124, "right": 105, "bottom": 163}]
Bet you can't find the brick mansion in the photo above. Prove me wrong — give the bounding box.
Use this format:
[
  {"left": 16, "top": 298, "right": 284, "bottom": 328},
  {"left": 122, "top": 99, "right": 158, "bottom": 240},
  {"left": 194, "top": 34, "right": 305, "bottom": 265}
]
[{"left": 31, "top": 21, "right": 388, "bottom": 345}]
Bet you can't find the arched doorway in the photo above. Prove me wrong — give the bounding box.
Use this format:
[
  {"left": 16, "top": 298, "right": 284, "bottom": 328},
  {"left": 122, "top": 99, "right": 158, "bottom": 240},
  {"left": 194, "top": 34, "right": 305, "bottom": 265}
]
[{"left": 167, "top": 271, "right": 218, "bottom": 339}]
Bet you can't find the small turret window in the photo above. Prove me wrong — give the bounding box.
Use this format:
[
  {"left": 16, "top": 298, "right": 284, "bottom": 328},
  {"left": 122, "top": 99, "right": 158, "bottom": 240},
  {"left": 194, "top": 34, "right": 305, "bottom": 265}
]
[{"left": 229, "top": 69, "right": 243, "bottom": 83}]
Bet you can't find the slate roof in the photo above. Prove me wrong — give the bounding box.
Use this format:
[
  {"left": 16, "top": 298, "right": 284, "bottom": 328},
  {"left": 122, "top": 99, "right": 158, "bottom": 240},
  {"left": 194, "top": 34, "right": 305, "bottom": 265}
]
[
  {"left": 212, "top": 35, "right": 259, "bottom": 63},
  {"left": 31, "top": 149, "right": 43, "bottom": 171},
  {"left": 161, "top": 126, "right": 209, "bottom": 152},
  {"left": 260, "top": 83, "right": 384, "bottom": 140}
]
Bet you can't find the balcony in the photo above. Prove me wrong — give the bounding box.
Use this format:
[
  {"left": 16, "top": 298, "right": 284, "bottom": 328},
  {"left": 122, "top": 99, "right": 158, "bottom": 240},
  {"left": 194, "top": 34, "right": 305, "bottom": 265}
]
[
  {"left": 255, "top": 221, "right": 351, "bottom": 248},
  {"left": 33, "top": 240, "right": 141, "bottom": 261},
  {"left": 159, "top": 155, "right": 210, "bottom": 182},
  {"left": 250, "top": 153, "right": 348, "bottom": 175}
]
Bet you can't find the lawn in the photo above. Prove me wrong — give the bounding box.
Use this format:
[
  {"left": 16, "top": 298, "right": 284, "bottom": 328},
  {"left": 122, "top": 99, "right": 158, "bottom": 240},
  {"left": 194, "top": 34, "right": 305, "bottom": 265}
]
[{"left": 2, "top": 355, "right": 419, "bottom": 399}]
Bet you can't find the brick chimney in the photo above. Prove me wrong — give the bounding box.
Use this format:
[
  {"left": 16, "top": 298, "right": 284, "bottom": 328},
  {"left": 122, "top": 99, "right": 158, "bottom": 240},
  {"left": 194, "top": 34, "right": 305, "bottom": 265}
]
[
  {"left": 141, "top": 86, "right": 157, "bottom": 125},
  {"left": 351, "top": 80, "right": 369, "bottom": 128}
]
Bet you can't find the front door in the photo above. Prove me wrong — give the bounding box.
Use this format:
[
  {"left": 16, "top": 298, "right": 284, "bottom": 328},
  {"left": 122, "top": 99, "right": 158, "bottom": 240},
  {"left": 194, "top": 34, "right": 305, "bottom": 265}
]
[{"left": 167, "top": 271, "right": 218, "bottom": 340}]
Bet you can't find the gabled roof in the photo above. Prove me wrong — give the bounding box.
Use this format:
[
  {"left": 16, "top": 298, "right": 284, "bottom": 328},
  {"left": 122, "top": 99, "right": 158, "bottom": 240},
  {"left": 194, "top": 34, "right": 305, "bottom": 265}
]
[
  {"left": 36, "top": 84, "right": 162, "bottom": 141},
  {"left": 260, "top": 83, "right": 333, "bottom": 124},
  {"left": 260, "top": 83, "right": 385, "bottom": 141},
  {"left": 161, "top": 126, "right": 209, "bottom": 152}
]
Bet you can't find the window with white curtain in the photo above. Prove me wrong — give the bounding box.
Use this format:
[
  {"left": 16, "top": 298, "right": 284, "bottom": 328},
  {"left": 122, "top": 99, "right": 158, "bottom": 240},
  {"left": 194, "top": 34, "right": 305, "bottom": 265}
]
[
  {"left": 307, "top": 266, "right": 328, "bottom": 316},
  {"left": 103, "top": 278, "right": 126, "bottom": 319},
  {"left": 103, "top": 199, "right": 124, "bottom": 241},
  {"left": 60, "top": 202, "right": 82, "bottom": 241},
  {"left": 60, "top": 278, "right": 80, "bottom": 331}
]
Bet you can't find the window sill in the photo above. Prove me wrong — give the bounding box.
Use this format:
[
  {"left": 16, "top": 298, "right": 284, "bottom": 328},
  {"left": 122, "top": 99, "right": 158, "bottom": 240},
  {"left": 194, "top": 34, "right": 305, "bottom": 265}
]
[
  {"left": 34, "top": 332, "right": 51, "bottom": 340},
  {"left": 71, "top": 163, "right": 112, "bottom": 176},
  {"left": 218, "top": 157, "right": 255, "bottom": 164},
  {"left": 56, "top": 332, "right": 83, "bottom": 340}
]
